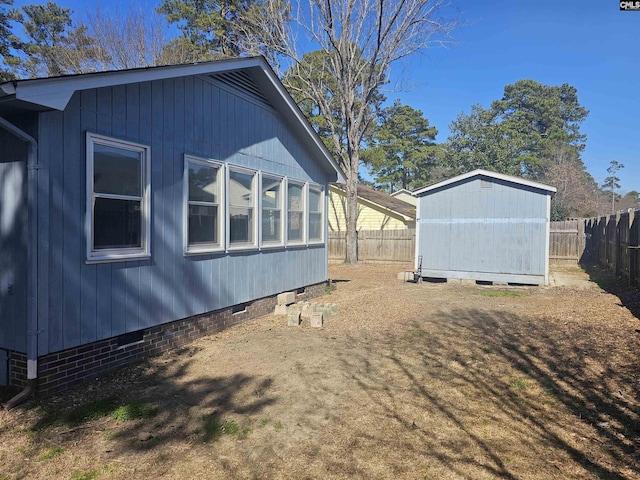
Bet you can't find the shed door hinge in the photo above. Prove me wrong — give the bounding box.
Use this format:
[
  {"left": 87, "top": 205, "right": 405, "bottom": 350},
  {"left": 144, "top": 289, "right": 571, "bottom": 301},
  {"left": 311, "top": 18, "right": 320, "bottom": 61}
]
[
  {"left": 27, "top": 164, "right": 43, "bottom": 170},
  {"left": 26, "top": 329, "right": 44, "bottom": 336}
]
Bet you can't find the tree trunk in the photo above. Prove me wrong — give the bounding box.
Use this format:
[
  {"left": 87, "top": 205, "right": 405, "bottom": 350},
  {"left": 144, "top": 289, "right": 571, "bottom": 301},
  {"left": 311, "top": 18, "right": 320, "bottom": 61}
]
[{"left": 344, "top": 154, "right": 359, "bottom": 265}]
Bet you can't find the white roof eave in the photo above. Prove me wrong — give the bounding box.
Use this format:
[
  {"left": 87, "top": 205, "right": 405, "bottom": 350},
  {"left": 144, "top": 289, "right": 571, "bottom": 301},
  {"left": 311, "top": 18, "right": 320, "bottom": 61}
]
[
  {"left": 413, "top": 169, "right": 557, "bottom": 196},
  {"left": 9, "top": 56, "right": 345, "bottom": 183}
]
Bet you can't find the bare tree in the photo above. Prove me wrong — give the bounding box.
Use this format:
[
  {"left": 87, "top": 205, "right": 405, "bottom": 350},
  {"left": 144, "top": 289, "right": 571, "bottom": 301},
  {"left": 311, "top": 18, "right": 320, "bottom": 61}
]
[
  {"left": 245, "top": 0, "right": 458, "bottom": 264},
  {"left": 603, "top": 160, "right": 624, "bottom": 214},
  {"left": 543, "top": 143, "right": 601, "bottom": 218},
  {"left": 83, "top": 5, "right": 170, "bottom": 70}
]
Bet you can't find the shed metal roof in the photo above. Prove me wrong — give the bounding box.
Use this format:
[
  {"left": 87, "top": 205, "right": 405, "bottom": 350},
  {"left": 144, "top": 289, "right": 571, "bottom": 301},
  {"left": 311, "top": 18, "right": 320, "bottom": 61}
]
[{"left": 413, "top": 169, "right": 556, "bottom": 196}]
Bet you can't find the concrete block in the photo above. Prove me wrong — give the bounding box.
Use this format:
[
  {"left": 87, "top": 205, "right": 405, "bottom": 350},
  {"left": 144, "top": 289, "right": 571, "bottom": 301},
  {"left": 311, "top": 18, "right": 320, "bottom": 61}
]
[
  {"left": 313, "top": 303, "right": 325, "bottom": 312},
  {"left": 277, "top": 291, "right": 296, "bottom": 306},
  {"left": 310, "top": 311, "right": 323, "bottom": 328},
  {"left": 274, "top": 304, "right": 288, "bottom": 316},
  {"left": 329, "top": 303, "right": 339, "bottom": 315},
  {"left": 399, "top": 271, "right": 419, "bottom": 281},
  {"left": 287, "top": 311, "right": 301, "bottom": 326},
  {"left": 301, "top": 303, "right": 314, "bottom": 319},
  {"left": 321, "top": 306, "right": 333, "bottom": 319},
  {"left": 287, "top": 304, "right": 302, "bottom": 314}
]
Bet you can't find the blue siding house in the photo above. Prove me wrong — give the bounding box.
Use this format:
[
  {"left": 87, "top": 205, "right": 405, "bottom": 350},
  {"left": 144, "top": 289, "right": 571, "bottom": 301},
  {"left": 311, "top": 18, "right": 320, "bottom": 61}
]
[
  {"left": 414, "top": 169, "right": 556, "bottom": 286},
  {"left": 0, "top": 57, "right": 344, "bottom": 398}
]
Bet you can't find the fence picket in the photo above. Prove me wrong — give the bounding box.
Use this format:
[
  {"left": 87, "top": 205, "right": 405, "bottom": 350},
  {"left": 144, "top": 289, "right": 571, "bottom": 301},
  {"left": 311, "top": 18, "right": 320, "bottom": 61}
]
[{"left": 328, "top": 229, "right": 415, "bottom": 262}]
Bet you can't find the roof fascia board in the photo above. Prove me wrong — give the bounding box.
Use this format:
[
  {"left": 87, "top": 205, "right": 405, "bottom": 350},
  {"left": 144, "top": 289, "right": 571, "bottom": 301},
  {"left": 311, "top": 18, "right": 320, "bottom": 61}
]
[
  {"left": 413, "top": 169, "right": 557, "bottom": 196},
  {"left": 253, "top": 62, "right": 346, "bottom": 183},
  {"left": 10, "top": 56, "right": 345, "bottom": 184},
  {"left": 12, "top": 57, "right": 264, "bottom": 111}
]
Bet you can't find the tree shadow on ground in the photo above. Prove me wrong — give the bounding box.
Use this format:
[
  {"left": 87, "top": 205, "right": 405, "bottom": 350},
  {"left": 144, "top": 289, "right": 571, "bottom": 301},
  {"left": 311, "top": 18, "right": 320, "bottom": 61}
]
[
  {"left": 20, "top": 346, "right": 276, "bottom": 454},
  {"left": 580, "top": 262, "right": 640, "bottom": 322},
  {"left": 337, "top": 308, "right": 639, "bottom": 479}
]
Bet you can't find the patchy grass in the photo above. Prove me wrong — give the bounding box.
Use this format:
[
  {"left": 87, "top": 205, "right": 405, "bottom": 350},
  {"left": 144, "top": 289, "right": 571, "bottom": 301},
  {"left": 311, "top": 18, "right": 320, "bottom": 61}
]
[
  {"left": 510, "top": 379, "right": 528, "bottom": 390},
  {"left": 63, "top": 396, "right": 121, "bottom": 426},
  {"left": 38, "top": 447, "right": 64, "bottom": 461},
  {"left": 110, "top": 401, "right": 158, "bottom": 421},
  {"left": 475, "top": 291, "right": 523, "bottom": 298},
  {"left": 481, "top": 346, "right": 495, "bottom": 354},
  {"left": 70, "top": 470, "right": 100, "bottom": 480},
  {"left": 222, "top": 420, "right": 239, "bottom": 435}
]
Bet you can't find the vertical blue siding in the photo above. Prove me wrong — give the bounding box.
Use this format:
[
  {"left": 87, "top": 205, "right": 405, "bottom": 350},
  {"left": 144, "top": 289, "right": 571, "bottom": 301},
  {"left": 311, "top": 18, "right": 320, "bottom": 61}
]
[
  {"left": 34, "top": 75, "right": 331, "bottom": 355},
  {"left": 0, "top": 130, "right": 28, "bottom": 352}
]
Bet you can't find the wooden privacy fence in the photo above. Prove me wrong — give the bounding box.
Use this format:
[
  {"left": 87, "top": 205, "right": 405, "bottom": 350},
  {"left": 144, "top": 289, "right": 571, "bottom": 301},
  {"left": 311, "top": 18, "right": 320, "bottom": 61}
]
[
  {"left": 328, "top": 229, "right": 415, "bottom": 263},
  {"left": 584, "top": 209, "right": 640, "bottom": 289},
  {"left": 549, "top": 219, "right": 586, "bottom": 264}
]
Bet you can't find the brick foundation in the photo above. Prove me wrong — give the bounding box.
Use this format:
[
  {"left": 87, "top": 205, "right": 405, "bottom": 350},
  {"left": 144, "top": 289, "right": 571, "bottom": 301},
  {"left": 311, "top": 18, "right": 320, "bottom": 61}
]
[{"left": 8, "top": 281, "right": 328, "bottom": 397}]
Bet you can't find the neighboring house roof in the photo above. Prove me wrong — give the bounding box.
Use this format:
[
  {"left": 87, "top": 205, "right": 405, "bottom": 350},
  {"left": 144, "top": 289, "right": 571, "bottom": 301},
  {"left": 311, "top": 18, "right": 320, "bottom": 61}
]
[
  {"left": 413, "top": 169, "right": 557, "bottom": 196},
  {"left": 0, "top": 56, "right": 345, "bottom": 183},
  {"left": 390, "top": 188, "right": 414, "bottom": 198},
  {"left": 331, "top": 183, "right": 416, "bottom": 220}
]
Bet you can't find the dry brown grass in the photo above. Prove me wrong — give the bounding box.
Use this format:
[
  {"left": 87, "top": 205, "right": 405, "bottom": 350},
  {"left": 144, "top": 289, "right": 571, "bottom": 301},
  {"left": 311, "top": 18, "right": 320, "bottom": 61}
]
[{"left": 1, "top": 263, "right": 638, "bottom": 479}]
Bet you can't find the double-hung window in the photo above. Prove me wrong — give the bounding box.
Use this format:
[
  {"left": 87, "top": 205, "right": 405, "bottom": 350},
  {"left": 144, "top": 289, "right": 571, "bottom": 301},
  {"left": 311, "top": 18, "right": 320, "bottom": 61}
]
[
  {"left": 87, "top": 133, "right": 150, "bottom": 262},
  {"left": 228, "top": 168, "right": 257, "bottom": 248},
  {"left": 308, "top": 185, "right": 324, "bottom": 243},
  {"left": 185, "top": 156, "right": 223, "bottom": 253},
  {"left": 287, "top": 180, "right": 305, "bottom": 244},
  {"left": 261, "top": 174, "right": 283, "bottom": 246}
]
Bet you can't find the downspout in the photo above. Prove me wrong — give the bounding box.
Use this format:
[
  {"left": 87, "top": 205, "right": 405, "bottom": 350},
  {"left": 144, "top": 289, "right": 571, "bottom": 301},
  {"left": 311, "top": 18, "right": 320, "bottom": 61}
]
[{"left": 0, "top": 116, "right": 39, "bottom": 410}]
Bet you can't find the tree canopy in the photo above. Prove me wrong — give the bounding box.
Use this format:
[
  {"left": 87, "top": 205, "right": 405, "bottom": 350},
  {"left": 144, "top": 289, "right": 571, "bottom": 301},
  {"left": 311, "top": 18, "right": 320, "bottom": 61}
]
[
  {"left": 157, "top": 0, "right": 287, "bottom": 65},
  {"left": 444, "top": 79, "right": 589, "bottom": 180},
  {"left": 362, "top": 100, "right": 439, "bottom": 192},
  {"left": 8, "top": 1, "right": 99, "bottom": 78}
]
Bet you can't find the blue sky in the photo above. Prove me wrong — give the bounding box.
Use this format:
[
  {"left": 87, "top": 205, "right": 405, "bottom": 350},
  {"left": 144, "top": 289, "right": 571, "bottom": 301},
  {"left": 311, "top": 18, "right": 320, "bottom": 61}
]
[
  {"left": 11, "top": 0, "right": 638, "bottom": 193},
  {"left": 392, "top": 0, "right": 639, "bottom": 193}
]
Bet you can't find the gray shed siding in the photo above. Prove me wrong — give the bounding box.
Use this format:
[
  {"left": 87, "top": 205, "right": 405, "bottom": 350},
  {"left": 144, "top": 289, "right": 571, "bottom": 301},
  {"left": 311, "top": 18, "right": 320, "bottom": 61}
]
[
  {"left": 0, "top": 129, "right": 28, "bottom": 357},
  {"left": 33, "top": 75, "right": 329, "bottom": 356},
  {"left": 416, "top": 177, "right": 550, "bottom": 285}
]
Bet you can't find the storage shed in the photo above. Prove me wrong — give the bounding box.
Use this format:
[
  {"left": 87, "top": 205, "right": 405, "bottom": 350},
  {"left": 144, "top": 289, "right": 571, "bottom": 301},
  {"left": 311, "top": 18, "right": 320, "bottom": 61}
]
[
  {"left": 0, "top": 56, "right": 344, "bottom": 396},
  {"left": 413, "top": 169, "right": 556, "bottom": 285}
]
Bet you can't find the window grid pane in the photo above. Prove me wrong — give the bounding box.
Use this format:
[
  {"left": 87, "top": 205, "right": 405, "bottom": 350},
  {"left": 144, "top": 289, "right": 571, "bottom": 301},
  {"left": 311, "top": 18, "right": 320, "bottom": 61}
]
[
  {"left": 229, "top": 169, "right": 256, "bottom": 246},
  {"left": 187, "top": 161, "right": 220, "bottom": 248},
  {"left": 94, "top": 198, "right": 142, "bottom": 249},
  {"left": 287, "top": 182, "right": 304, "bottom": 243},
  {"left": 230, "top": 206, "right": 254, "bottom": 244},
  {"left": 188, "top": 204, "right": 218, "bottom": 245},
  {"left": 189, "top": 163, "right": 219, "bottom": 203},
  {"left": 90, "top": 135, "right": 147, "bottom": 256},
  {"left": 262, "top": 176, "right": 282, "bottom": 244},
  {"left": 94, "top": 144, "right": 142, "bottom": 197},
  {"left": 308, "top": 186, "right": 323, "bottom": 241}
]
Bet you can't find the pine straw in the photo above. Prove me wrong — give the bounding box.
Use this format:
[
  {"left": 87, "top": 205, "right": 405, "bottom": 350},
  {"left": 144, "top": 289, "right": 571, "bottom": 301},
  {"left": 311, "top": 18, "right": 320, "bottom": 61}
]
[{"left": 1, "top": 263, "right": 638, "bottom": 479}]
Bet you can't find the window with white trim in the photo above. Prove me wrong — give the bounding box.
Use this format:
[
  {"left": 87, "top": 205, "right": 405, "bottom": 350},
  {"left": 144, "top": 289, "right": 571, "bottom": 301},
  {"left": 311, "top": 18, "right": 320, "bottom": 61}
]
[
  {"left": 87, "top": 133, "right": 150, "bottom": 262},
  {"left": 228, "top": 168, "right": 257, "bottom": 247},
  {"left": 287, "top": 180, "right": 305, "bottom": 244},
  {"left": 261, "top": 174, "right": 283, "bottom": 245},
  {"left": 308, "top": 184, "right": 324, "bottom": 243},
  {"left": 185, "top": 156, "right": 223, "bottom": 253}
]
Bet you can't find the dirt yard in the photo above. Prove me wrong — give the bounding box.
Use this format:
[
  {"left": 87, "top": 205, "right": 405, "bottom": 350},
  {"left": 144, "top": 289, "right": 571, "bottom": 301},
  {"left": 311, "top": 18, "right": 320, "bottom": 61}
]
[{"left": 1, "top": 263, "right": 639, "bottom": 480}]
